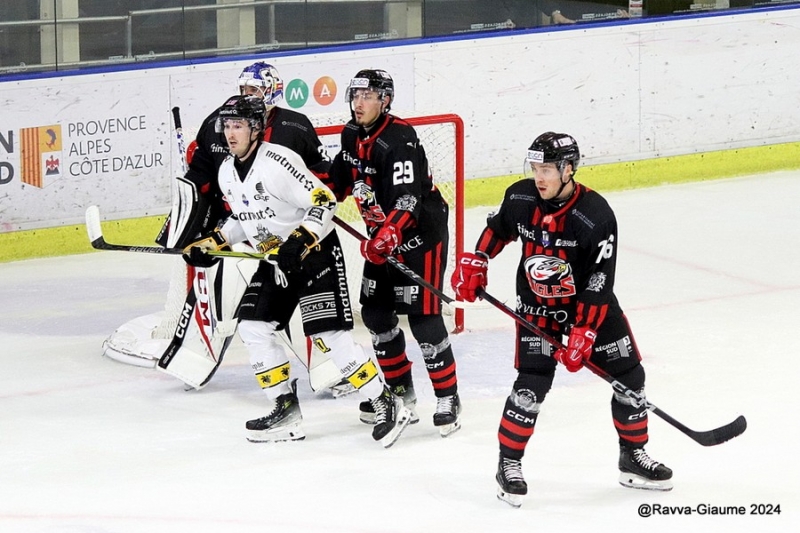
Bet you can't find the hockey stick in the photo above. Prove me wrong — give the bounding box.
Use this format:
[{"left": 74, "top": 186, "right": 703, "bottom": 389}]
[
  {"left": 172, "top": 106, "right": 188, "bottom": 176},
  {"left": 475, "top": 287, "right": 747, "bottom": 447},
  {"left": 332, "top": 216, "right": 483, "bottom": 310},
  {"left": 85, "top": 206, "right": 265, "bottom": 260}
]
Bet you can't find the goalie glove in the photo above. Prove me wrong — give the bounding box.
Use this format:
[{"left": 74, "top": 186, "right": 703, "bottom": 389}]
[
  {"left": 277, "top": 225, "right": 319, "bottom": 274},
  {"left": 182, "top": 228, "right": 230, "bottom": 268}
]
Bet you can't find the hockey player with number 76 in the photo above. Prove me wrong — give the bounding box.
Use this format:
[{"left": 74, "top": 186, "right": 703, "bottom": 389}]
[{"left": 451, "top": 131, "right": 672, "bottom": 508}]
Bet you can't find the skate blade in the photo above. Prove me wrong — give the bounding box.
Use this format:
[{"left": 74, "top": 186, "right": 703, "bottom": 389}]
[
  {"left": 496, "top": 487, "right": 524, "bottom": 508},
  {"left": 380, "top": 406, "right": 413, "bottom": 449},
  {"left": 247, "top": 424, "right": 306, "bottom": 443},
  {"left": 438, "top": 419, "right": 461, "bottom": 438},
  {"left": 618, "top": 472, "right": 673, "bottom": 492}
]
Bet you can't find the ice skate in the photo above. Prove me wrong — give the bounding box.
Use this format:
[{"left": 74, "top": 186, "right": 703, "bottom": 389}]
[
  {"left": 371, "top": 387, "right": 413, "bottom": 448},
  {"left": 359, "top": 381, "right": 419, "bottom": 425},
  {"left": 496, "top": 453, "right": 527, "bottom": 508},
  {"left": 618, "top": 445, "right": 673, "bottom": 491},
  {"left": 246, "top": 381, "right": 305, "bottom": 443},
  {"left": 433, "top": 392, "right": 462, "bottom": 437}
]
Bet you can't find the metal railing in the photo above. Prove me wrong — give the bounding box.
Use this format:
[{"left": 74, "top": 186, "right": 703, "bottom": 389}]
[
  {"left": 0, "top": 0, "right": 416, "bottom": 74},
  {"left": 2, "top": 0, "right": 796, "bottom": 76}
]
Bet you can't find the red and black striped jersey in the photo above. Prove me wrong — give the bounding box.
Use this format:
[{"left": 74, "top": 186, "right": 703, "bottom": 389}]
[
  {"left": 327, "top": 113, "right": 448, "bottom": 242},
  {"left": 476, "top": 179, "right": 622, "bottom": 334}
]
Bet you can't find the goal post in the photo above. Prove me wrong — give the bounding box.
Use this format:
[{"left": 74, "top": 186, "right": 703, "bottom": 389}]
[{"left": 313, "top": 113, "right": 465, "bottom": 333}]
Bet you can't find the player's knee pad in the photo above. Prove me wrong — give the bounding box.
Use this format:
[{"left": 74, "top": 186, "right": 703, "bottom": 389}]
[
  {"left": 407, "top": 314, "right": 448, "bottom": 345},
  {"left": 361, "top": 305, "right": 398, "bottom": 337},
  {"left": 511, "top": 370, "right": 555, "bottom": 412},
  {"left": 611, "top": 364, "right": 646, "bottom": 405},
  {"left": 502, "top": 372, "right": 551, "bottom": 434},
  {"left": 238, "top": 319, "right": 278, "bottom": 345}
]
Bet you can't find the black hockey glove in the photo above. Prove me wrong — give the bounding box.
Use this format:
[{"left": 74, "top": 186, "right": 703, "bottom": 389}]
[
  {"left": 277, "top": 226, "right": 319, "bottom": 274},
  {"left": 182, "top": 228, "right": 230, "bottom": 268}
]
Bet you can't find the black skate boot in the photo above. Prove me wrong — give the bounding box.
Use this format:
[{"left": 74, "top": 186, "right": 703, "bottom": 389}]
[
  {"left": 496, "top": 453, "right": 527, "bottom": 508},
  {"left": 359, "top": 381, "right": 419, "bottom": 425},
  {"left": 433, "top": 393, "right": 462, "bottom": 437},
  {"left": 246, "top": 380, "right": 304, "bottom": 443},
  {"left": 370, "top": 386, "right": 413, "bottom": 448},
  {"left": 618, "top": 445, "right": 673, "bottom": 491}
]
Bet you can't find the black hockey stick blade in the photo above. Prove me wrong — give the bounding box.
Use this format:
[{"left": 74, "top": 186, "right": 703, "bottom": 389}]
[{"left": 686, "top": 414, "right": 747, "bottom": 447}]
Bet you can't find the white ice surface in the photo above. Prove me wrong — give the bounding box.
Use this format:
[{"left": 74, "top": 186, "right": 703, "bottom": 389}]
[{"left": 2, "top": 172, "right": 798, "bottom": 532}]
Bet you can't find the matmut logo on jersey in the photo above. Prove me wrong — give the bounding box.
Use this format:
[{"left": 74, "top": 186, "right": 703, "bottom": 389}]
[
  {"left": 524, "top": 255, "right": 576, "bottom": 298},
  {"left": 16, "top": 125, "right": 63, "bottom": 188}
]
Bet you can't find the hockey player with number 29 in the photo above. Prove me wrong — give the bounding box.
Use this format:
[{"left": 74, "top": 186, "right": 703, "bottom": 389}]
[
  {"left": 182, "top": 94, "right": 412, "bottom": 447},
  {"left": 325, "top": 69, "right": 462, "bottom": 437},
  {"left": 451, "top": 132, "right": 672, "bottom": 507}
]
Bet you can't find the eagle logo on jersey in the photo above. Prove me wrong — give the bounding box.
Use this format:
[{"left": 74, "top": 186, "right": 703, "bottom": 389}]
[
  {"left": 524, "top": 255, "right": 576, "bottom": 298},
  {"left": 353, "top": 181, "right": 386, "bottom": 224}
]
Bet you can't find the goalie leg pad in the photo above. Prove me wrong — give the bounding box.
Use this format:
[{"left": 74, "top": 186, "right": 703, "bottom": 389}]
[
  {"left": 102, "top": 313, "right": 165, "bottom": 367},
  {"left": 157, "top": 263, "right": 235, "bottom": 389}
]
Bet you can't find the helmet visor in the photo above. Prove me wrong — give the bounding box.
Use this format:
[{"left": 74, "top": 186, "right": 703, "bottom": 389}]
[{"left": 523, "top": 149, "right": 545, "bottom": 179}]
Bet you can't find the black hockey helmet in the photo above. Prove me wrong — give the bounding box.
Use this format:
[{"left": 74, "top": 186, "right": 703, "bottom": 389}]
[
  {"left": 215, "top": 94, "right": 267, "bottom": 133},
  {"left": 345, "top": 69, "right": 394, "bottom": 112},
  {"left": 525, "top": 131, "right": 581, "bottom": 176}
]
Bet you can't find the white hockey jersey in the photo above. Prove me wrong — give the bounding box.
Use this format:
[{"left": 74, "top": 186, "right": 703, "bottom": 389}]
[{"left": 217, "top": 142, "right": 336, "bottom": 252}]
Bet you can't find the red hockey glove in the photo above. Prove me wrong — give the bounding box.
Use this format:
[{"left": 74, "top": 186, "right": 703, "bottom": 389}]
[
  {"left": 182, "top": 228, "right": 230, "bottom": 268},
  {"left": 554, "top": 326, "right": 597, "bottom": 372},
  {"left": 451, "top": 252, "right": 488, "bottom": 302},
  {"left": 361, "top": 224, "right": 401, "bottom": 265}
]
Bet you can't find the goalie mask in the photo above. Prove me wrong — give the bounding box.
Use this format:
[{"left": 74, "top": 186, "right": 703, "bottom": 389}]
[
  {"left": 524, "top": 132, "right": 580, "bottom": 180},
  {"left": 238, "top": 62, "right": 284, "bottom": 109},
  {"left": 345, "top": 69, "right": 394, "bottom": 113},
  {"left": 215, "top": 95, "right": 267, "bottom": 134}
]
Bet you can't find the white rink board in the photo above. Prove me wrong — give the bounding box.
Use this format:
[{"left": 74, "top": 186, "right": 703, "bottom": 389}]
[{"left": 1, "top": 8, "right": 799, "bottom": 230}]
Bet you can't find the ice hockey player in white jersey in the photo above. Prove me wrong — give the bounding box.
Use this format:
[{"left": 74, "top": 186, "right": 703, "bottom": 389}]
[
  {"left": 182, "top": 94, "right": 412, "bottom": 446},
  {"left": 102, "top": 61, "right": 351, "bottom": 397}
]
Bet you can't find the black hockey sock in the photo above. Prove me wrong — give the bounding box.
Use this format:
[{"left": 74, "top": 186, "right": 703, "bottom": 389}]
[
  {"left": 420, "top": 340, "right": 457, "bottom": 397},
  {"left": 610, "top": 365, "right": 649, "bottom": 447},
  {"left": 372, "top": 328, "right": 413, "bottom": 388},
  {"left": 498, "top": 391, "right": 538, "bottom": 460}
]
